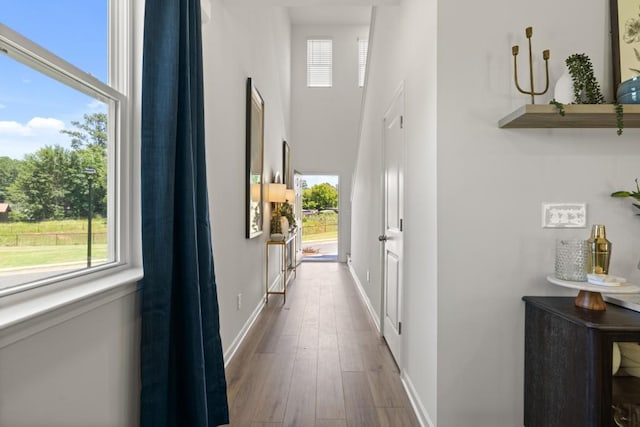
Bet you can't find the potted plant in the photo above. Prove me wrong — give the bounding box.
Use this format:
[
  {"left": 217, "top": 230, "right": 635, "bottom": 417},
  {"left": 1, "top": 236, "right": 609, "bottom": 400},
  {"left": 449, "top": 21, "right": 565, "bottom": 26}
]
[
  {"left": 611, "top": 178, "right": 640, "bottom": 214},
  {"left": 280, "top": 200, "right": 295, "bottom": 230},
  {"left": 270, "top": 205, "right": 284, "bottom": 241},
  {"left": 551, "top": 53, "right": 624, "bottom": 135},
  {"left": 611, "top": 178, "right": 640, "bottom": 269}
]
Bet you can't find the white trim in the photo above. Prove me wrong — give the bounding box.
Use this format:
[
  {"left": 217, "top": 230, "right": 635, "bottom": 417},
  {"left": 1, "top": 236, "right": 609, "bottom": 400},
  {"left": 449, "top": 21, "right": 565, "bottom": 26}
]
[
  {"left": 401, "top": 371, "right": 435, "bottom": 427},
  {"left": 223, "top": 294, "right": 265, "bottom": 367},
  {"left": 348, "top": 261, "right": 380, "bottom": 333},
  {"left": 223, "top": 272, "right": 281, "bottom": 367},
  {"left": 0, "top": 267, "right": 142, "bottom": 349}
]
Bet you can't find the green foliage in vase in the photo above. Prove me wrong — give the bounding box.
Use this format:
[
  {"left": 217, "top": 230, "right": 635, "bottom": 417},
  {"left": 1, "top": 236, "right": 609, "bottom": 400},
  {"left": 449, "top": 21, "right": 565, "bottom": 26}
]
[
  {"left": 565, "top": 53, "right": 605, "bottom": 104},
  {"left": 270, "top": 206, "right": 282, "bottom": 234},
  {"left": 550, "top": 53, "right": 624, "bottom": 135},
  {"left": 611, "top": 178, "right": 640, "bottom": 214},
  {"left": 280, "top": 200, "right": 295, "bottom": 227}
]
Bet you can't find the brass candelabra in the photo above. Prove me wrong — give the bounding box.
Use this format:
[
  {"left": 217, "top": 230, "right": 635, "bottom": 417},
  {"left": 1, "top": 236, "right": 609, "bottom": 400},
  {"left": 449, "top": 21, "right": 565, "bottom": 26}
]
[{"left": 512, "top": 27, "right": 550, "bottom": 104}]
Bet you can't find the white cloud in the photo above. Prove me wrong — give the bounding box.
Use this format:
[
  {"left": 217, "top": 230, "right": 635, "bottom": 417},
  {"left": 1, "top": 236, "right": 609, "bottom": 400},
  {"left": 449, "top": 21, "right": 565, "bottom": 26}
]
[
  {"left": 0, "top": 117, "right": 65, "bottom": 138},
  {"left": 0, "top": 104, "right": 6, "bottom": 109},
  {"left": 27, "top": 117, "right": 65, "bottom": 132},
  {"left": 0, "top": 121, "right": 32, "bottom": 136}
]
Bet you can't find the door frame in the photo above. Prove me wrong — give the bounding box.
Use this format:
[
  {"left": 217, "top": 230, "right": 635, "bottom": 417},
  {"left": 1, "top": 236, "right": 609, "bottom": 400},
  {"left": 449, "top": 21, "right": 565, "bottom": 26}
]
[{"left": 379, "top": 81, "right": 406, "bottom": 367}]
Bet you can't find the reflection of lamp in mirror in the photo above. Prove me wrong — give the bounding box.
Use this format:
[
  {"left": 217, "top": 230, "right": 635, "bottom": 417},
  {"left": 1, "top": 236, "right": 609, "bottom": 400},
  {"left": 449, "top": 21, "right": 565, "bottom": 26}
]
[
  {"left": 251, "top": 183, "right": 261, "bottom": 202},
  {"left": 266, "top": 183, "right": 287, "bottom": 239}
]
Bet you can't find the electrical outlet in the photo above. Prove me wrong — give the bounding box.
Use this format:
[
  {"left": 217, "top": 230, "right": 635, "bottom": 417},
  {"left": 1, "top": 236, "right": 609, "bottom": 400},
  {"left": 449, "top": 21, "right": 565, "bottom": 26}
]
[
  {"left": 366, "top": 270, "right": 370, "bottom": 283},
  {"left": 237, "top": 293, "right": 242, "bottom": 310},
  {"left": 542, "top": 203, "right": 587, "bottom": 228}
]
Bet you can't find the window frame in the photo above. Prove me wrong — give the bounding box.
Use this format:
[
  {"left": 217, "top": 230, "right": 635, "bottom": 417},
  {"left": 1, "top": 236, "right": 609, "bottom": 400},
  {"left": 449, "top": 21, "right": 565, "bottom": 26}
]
[
  {"left": 306, "top": 38, "right": 333, "bottom": 88},
  {"left": 0, "top": 0, "right": 142, "bottom": 344}
]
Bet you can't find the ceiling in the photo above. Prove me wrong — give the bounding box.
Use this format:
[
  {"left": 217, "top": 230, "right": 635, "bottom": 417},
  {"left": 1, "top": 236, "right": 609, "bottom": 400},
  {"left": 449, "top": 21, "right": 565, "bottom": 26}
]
[
  {"left": 224, "top": 0, "right": 399, "bottom": 25},
  {"left": 288, "top": 6, "right": 372, "bottom": 25}
]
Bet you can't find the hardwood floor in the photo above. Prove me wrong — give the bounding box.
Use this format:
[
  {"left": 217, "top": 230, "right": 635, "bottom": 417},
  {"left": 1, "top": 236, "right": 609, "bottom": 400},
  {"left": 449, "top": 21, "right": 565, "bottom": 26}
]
[{"left": 223, "top": 262, "right": 420, "bottom": 427}]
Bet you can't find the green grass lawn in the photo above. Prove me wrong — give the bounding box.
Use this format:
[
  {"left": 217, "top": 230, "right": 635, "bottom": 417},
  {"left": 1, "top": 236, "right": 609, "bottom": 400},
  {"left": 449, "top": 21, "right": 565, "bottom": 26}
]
[
  {"left": 0, "top": 245, "right": 108, "bottom": 269},
  {"left": 302, "top": 230, "right": 338, "bottom": 242},
  {"left": 0, "top": 219, "right": 107, "bottom": 234}
]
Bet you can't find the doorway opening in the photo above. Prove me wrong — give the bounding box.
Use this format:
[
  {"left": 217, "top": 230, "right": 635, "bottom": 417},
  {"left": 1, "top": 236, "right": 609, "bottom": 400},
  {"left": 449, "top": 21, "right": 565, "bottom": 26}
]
[{"left": 299, "top": 174, "right": 338, "bottom": 262}]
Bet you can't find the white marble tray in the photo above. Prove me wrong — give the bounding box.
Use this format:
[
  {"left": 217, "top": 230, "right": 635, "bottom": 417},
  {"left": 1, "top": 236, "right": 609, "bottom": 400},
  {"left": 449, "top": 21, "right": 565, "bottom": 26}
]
[{"left": 546, "top": 275, "right": 640, "bottom": 294}]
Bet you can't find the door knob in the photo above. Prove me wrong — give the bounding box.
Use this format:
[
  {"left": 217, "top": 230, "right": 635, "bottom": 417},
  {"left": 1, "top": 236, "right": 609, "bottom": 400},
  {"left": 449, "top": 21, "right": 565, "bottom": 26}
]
[{"left": 378, "top": 235, "right": 388, "bottom": 242}]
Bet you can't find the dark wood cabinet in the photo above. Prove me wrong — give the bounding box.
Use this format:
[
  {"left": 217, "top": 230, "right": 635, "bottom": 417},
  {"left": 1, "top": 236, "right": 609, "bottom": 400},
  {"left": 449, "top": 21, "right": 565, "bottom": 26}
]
[{"left": 523, "top": 296, "right": 640, "bottom": 427}]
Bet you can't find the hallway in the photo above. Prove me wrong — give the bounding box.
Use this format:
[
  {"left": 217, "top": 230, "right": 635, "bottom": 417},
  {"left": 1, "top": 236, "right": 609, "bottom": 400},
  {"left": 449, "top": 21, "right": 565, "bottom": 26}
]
[{"left": 224, "top": 262, "right": 420, "bottom": 426}]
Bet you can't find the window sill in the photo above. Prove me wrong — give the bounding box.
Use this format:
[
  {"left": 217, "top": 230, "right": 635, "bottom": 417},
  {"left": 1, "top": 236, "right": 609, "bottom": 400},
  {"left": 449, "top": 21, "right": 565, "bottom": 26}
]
[{"left": 0, "top": 266, "right": 143, "bottom": 349}]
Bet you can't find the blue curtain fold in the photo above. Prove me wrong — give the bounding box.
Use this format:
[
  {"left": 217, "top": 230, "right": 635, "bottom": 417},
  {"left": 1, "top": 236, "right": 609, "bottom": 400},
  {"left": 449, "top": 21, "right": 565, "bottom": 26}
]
[{"left": 139, "top": 0, "right": 229, "bottom": 425}]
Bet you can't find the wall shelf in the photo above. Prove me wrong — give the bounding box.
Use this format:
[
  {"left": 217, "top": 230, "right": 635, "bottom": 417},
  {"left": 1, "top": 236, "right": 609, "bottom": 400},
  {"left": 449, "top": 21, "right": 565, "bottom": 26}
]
[{"left": 498, "top": 104, "right": 640, "bottom": 128}]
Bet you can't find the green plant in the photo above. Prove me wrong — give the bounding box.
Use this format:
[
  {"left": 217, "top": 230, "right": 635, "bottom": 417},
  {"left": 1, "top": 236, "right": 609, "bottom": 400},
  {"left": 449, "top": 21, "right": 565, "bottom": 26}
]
[
  {"left": 565, "top": 54, "right": 605, "bottom": 104},
  {"left": 549, "top": 99, "right": 565, "bottom": 116},
  {"left": 550, "top": 53, "right": 624, "bottom": 135},
  {"left": 611, "top": 178, "right": 640, "bottom": 214},
  {"left": 280, "top": 200, "right": 295, "bottom": 227},
  {"left": 615, "top": 102, "right": 624, "bottom": 136},
  {"left": 270, "top": 206, "right": 282, "bottom": 234}
]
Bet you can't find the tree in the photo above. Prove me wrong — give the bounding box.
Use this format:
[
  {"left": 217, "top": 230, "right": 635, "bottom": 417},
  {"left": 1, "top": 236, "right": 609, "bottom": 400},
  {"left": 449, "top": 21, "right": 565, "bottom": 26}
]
[
  {"left": 302, "top": 183, "right": 338, "bottom": 210},
  {"left": 0, "top": 156, "right": 21, "bottom": 203},
  {"left": 8, "top": 113, "right": 108, "bottom": 220},
  {"left": 60, "top": 112, "right": 107, "bottom": 150},
  {"left": 9, "top": 146, "right": 74, "bottom": 220}
]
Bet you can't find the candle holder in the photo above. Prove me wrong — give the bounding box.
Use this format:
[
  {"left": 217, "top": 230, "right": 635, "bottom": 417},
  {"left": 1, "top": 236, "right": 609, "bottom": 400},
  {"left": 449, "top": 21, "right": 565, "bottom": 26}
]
[{"left": 512, "top": 27, "right": 550, "bottom": 104}]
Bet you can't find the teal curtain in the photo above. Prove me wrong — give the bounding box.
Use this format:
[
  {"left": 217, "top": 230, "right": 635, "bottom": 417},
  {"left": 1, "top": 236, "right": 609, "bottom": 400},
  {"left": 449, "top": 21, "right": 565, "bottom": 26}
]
[{"left": 139, "top": 0, "right": 228, "bottom": 425}]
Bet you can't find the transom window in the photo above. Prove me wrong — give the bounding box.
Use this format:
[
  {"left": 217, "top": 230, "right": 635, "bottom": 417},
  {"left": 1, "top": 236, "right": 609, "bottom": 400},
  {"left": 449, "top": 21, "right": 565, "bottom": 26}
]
[
  {"left": 358, "top": 39, "right": 368, "bottom": 88},
  {"left": 307, "top": 39, "right": 333, "bottom": 88}
]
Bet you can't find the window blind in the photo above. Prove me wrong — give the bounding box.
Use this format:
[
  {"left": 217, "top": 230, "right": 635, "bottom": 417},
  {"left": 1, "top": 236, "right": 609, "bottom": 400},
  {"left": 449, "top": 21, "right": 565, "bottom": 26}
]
[
  {"left": 307, "top": 39, "right": 332, "bottom": 87},
  {"left": 358, "top": 39, "right": 368, "bottom": 88}
]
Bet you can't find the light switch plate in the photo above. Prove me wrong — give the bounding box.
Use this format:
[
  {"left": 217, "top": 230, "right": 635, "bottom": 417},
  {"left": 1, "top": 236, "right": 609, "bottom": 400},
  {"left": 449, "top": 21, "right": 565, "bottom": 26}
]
[{"left": 542, "top": 203, "right": 587, "bottom": 228}]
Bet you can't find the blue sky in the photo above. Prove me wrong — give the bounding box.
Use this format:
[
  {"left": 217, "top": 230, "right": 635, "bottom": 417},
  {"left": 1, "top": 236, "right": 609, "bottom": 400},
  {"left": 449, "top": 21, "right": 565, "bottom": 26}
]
[
  {"left": 302, "top": 175, "right": 339, "bottom": 188},
  {"left": 0, "top": 1, "right": 107, "bottom": 159}
]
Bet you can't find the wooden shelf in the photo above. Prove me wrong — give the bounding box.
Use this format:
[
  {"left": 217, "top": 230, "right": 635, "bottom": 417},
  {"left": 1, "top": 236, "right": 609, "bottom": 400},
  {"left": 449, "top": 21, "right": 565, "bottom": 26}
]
[{"left": 499, "top": 104, "right": 640, "bottom": 128}]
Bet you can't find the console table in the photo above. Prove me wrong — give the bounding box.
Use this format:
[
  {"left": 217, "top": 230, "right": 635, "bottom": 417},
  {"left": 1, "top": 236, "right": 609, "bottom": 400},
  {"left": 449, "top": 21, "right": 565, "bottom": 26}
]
[
  {"left": 265, "top": 231, "right": 297, "bottom": 303},
  {"left": 523, "top": 296, "right": 640, "bottom": 426}
]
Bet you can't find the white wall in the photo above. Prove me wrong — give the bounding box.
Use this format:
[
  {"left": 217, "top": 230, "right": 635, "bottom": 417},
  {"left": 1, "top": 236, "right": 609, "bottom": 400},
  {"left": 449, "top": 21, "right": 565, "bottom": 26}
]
[
  {"left": 351, "top": 0, "right": 640, "bottom": 426},
  {"left": 203, "top": 0, "right": 292, "bottom": 355},
  {"left": 291, "top": 23, "right": 369, "bottom": 262},
  {"left": 0, "top": 292, "right": 140, "bottom": 427}
]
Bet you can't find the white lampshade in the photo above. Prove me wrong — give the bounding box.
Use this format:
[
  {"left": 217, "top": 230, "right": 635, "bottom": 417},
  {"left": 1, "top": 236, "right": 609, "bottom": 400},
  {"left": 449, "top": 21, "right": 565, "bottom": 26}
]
[
  {"left": 285, "top": 189, "right": 295, "bottom": 204},
  {"left": 266, "top": 183, "right": 286, "bottom": 203}
]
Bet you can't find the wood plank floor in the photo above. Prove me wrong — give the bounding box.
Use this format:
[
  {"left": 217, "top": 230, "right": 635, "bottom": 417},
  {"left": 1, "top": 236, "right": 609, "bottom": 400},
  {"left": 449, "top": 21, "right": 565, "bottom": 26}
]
[{"left": 223, "top": 262, "right": 420, "bottom": 427}]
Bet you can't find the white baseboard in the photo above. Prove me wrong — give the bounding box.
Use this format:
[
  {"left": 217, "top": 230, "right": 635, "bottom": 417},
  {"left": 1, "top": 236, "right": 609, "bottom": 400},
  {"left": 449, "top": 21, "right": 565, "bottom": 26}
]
[
  {"left": 347, "top": 262, "right": 380, "bottom": 333},
  {"left": 223, "top": 273, "right": 281, "bottom": 367},
  {"left": 401, "top": 371, "right": 435, "bottom": 427},
  {"left": 223, "top": 293, "right": 264, "bottom": 368}
]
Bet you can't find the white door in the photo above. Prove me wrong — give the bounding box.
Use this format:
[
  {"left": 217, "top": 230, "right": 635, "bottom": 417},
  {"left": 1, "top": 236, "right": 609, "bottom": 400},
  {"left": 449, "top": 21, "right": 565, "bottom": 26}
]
[{"left": 380, "top": 84, "right": 405, "bottom": 366}]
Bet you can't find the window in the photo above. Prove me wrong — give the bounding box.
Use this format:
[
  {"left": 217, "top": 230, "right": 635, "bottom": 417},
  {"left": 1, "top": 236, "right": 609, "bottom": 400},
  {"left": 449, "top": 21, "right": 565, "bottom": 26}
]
[
  {"left": 307, "top": 39, "right": 333, "bottom": 88},
  {"left": 358, "top": 39, "right": 368, "bottom": 88},
  {"left": 0, "top": 1, "right": 131, "bottom": 296}
]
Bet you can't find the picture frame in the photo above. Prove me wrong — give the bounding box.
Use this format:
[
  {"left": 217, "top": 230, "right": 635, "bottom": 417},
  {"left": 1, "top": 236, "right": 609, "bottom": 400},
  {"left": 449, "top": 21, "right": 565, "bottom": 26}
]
[
  {"left": 282, "top": 140, "right": 291, "bottom": 188},
  {"left": 610, "top": 0, "right": 640, "bottom": 95},
  {"left": 246, "top": 78, "right": 265, "bottom": 239}
]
